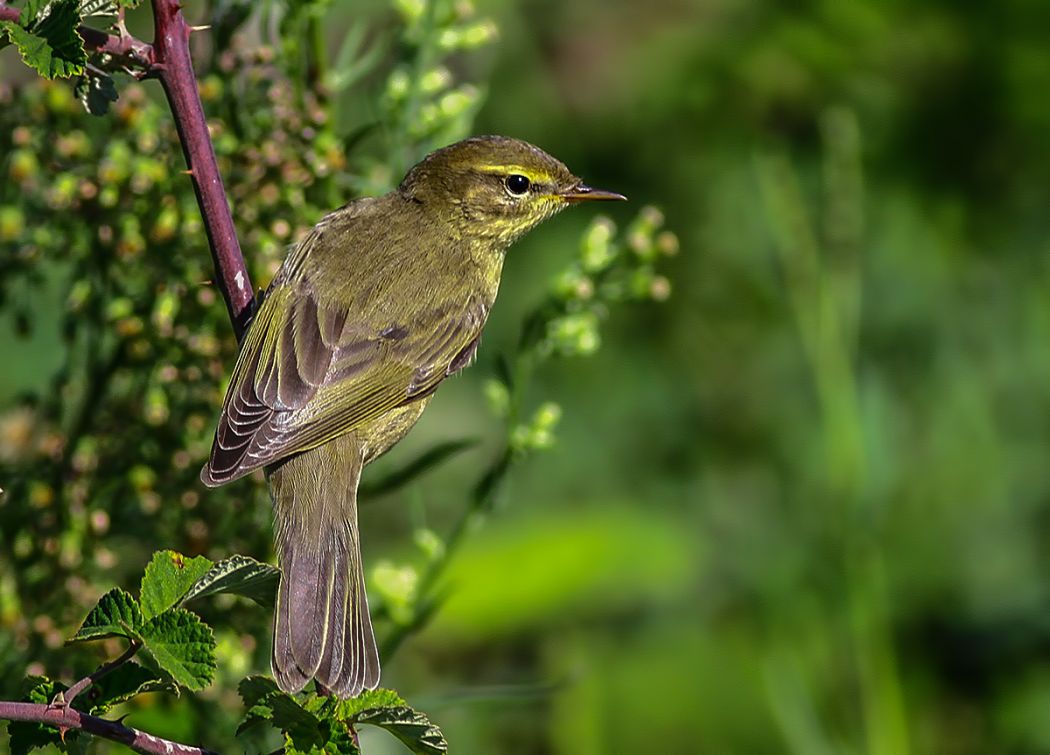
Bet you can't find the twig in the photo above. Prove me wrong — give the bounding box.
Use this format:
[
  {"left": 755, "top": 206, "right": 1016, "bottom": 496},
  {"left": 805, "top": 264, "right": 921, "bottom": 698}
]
[
  {"left": 149, "top": 0, "right": 254, "bottom": 338},
  {"left": 61, "top": 641, "right": 142, "bottom": 710},
  {"left": 0, "top": 700, "right": 218, "bottom": 755},
  {"left": 0, "top": 2, "right": 254, "bottom": 752},
  {"left": 0, "top": 0, "right": 253, "bottom": 335}
]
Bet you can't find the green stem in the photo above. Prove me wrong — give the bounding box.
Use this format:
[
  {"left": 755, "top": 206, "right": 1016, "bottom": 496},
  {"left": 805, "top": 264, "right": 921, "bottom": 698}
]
[
  {"left": 306, "top": 6, "right": 327, "bottom": 95},
  {"left": 395, "top": 0, "right": 439, "bottom": 175}
]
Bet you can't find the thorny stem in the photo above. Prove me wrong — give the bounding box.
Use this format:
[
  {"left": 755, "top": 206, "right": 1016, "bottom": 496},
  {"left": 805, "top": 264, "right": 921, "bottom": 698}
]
[
  {"left": 0, "top": 0, "right": 255, "bottom": 335},
  {"left": 149, "top": 0, "right": 255, "bottom": 338},
  {"left": 0, "top": 1, "right": 254, "bottom": 751},
  {"left": 0, "top": 700, "right": 218, "bottom": 755}
]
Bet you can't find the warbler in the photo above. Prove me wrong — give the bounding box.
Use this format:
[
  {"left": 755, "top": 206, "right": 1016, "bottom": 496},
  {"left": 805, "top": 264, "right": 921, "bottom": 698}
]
[{"left": 200, "top": 135, "right": 625, "bottom": 697}]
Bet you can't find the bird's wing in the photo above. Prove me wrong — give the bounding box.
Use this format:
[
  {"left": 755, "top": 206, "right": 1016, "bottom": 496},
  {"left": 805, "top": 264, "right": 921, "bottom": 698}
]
[{"left": 201, "top": 265, "right": 486, "bottom": 486}]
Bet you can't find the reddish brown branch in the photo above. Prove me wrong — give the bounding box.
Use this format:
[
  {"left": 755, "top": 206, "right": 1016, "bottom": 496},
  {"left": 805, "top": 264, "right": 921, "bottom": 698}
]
[
  {"left": 0, "top": 0, "right": 254, "bottom": 337},
  {"left": 0, "top": 701, "right": 218, "bottom": 755},
  {"left": 1, "top": 1, "right": 256, "bottom": 752},
  {"left": 150, "top": 0, "right": 254, "bottom": 337}
]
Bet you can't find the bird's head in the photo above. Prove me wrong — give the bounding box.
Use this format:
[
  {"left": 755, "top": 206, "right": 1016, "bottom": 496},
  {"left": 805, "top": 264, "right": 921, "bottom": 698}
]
[{"left": 398, "top": 135, "right": 626, "bottom": 246}]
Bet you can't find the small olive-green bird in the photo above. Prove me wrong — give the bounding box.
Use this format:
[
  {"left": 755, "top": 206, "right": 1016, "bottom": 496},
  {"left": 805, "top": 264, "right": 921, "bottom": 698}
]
[{"left": 201, "top": 135, "right": 624, "bottom": 697}]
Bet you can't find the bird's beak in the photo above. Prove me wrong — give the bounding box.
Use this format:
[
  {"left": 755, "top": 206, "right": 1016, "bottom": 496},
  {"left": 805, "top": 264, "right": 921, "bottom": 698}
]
[{"left": 559, "top": 183, "right": 628, "bottom": 203}]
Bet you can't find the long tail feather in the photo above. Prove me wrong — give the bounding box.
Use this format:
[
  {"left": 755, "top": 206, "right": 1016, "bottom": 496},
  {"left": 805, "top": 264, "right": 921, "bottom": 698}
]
[{"left": 269, "top": 436, "right": 380, "bottom": 697}]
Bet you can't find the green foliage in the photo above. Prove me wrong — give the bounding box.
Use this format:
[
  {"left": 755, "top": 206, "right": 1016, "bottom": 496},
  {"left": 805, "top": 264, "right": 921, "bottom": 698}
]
[
  {"left": 180, "top": 553, "right": 280, "bottom": 608},
  {"left": 86, "top": 661, "right": 174, "bottom": 712},
  {"left": 68, "top": 587, "right": 142, "bottom": 642},
  {"left": 77, "top": 0, "right": 118, "bottom": 18},
  {"left": 0, "top": 0, "right": 681, "bottom": 752},
  {"left": 350, "top": 704, "right": 447, "bottom": 754},
  {"left": 345, "top": 0, "right": 497, "bottom": 194},
  {"left": 138, "top": 608, "right": 216, "bottom": 691},
  {"left": 140, "top": 550, "right": 214, "bottom": 619},
  {"left": 238, "top": 677, "right": 447, "bottom": 754},
  {"left": 358, "top": 437, "right": 478, "bottom": 498},
  {"left": 62, "top": 552, "right": 279, "bottom": 699},
  {"left": 73, "top": 70, "right": 117, "bottom": 116},
  {"left": 0, "top": 0, "right": 86, "bottom": 79}
]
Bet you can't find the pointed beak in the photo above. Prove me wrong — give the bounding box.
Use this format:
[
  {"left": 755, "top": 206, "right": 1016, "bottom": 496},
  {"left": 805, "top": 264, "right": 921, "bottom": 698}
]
[{"left": 559, "top": 183, "right": 628, "bottom": 203}]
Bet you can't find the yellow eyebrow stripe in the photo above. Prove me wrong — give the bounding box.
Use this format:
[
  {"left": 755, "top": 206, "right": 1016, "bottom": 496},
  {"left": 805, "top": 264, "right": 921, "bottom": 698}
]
[{"left": 473, "top": 164, "right": 552, "bottom": 184}]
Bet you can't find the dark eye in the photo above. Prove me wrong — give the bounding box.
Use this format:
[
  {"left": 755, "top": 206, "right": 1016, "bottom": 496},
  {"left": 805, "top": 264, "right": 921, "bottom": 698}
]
[{"left": 505, "top": 174, "right": 530, "bottom": 196}]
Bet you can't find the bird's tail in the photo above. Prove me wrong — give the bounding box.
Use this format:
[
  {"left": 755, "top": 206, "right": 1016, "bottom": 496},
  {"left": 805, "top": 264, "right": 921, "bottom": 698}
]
[{"left": 268, "top": 435, "right": 380, "bottom": 698}]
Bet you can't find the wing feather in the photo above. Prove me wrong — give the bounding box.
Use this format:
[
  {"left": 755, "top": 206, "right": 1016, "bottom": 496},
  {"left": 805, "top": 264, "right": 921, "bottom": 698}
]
[{"left": 202, "top": 278, "right": 487, "bottom": 487}]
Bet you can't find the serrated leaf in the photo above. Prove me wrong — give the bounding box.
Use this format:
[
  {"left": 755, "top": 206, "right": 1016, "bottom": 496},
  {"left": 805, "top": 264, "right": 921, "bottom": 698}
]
[
  {"left": 8, "top": 676, "right": 69, "bottom": 755},
  {"left": 74, "top": 71, "right": 118, "bottom": 115},
  {"left": 238, "top": 689, "right": 325, "bottom": 749},
  {"left": 182, "top": 554, "right": 280, "bottom": 608},
  {"left": 18, "top": 0, "right": 51, "bottom": 25},
  {"left": 69, "top": 587, "right": 143, "bottom": 643},
  {"left": 139, "top": 608, "right": 216, "bottom": 691},
  {"left": 1, "top": 0, "right": 86, "bottom": 79},
  {"left": 284, "top": 726, "right": 360, "bottom": 755},
  {"left": 238, "top": 675, "right": 281, "bottom": 708},
  {"left": 140, "top": 550, "right": 214, "bottom": 619},
  {"left": 359, "top": 438, "right": 478, "bottom": 498},
  {"left": 79, "top": 0, "right": 117, "bottom": 18},
  {"left": 87, "top": 661, "right": 177, "bottom": 713},
  {"left": 352, "top": 706, "right": 447, "bottom": 754},
  {"left": 317, "top": 726, "right": 361, "bottom": 755},
  {"left": 334, "top": 688, "right": 407, "bottom": 718}
]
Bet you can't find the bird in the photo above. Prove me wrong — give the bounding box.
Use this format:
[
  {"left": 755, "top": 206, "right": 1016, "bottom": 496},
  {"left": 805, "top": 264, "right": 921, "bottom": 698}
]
[{"left": 200, "top": 135, "right": 625, "bottom": 697}]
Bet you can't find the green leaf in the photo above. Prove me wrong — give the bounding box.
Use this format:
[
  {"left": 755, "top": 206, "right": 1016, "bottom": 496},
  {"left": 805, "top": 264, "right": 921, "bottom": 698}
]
[
  {"left": 334, "top": 688, "right": 407, "bottom": 717},
  {"left": 352, "top": 705, "right": 447, "bottom": 754},
  {"left": 312, "top": 726, "right": 361, "bottom": 755},
  {"left": 359, "top": 438, "right": 478, "bottom": 498},
  {"left": 182, "top": 554, "right": 280, "bottom": 608},
  {"left": 116, "top": 0, "right": 141, "bottom": 8},
  {"left": 238, "top": 675, "right": 281, "bottom": 708},
  {"left": 0, "top": 0, "right": 86, "bottom": 79},
  {"left": 284, "top": 726, "right": 360, "bottom": 755},
  {"left": 74, "top": 71, "right": 118, "bottom": 115},
  {"left": 238, "top": 688, "right": 326, "bottom": 749},
  {"left": 238, "top": 679, "right": 361, "bottom": 752},
  {"left": 139, "top": 608, "right": 216, "bottom": 691},
  {"left": 331, "top": 690, "right": 446, "bottom": 754},
  {"left": 87, "top": 661, "right": 177, "bottom": 713},
  {"left": 237, "top": 677, "right": 308, "bottom": 737},
  {"left": 140, "top": 550, "right": 214, "bottom": 619},
  {"left": 69, "top": 587, "right": 143, "bottom": 643},
  {"left": 79, "top": 0, "right": 117, "bottom": 18},
  {"left": 8, "top": 676, "right": 70, "bottom": 755},
  {"left": 18, "top": 0, "right": 51, "bottom": 25}
]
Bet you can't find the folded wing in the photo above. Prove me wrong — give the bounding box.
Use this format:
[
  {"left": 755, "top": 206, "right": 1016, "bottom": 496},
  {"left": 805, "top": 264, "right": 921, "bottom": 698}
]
[{"left": 201, "top": 272, "right": 486, "bottom": 487}]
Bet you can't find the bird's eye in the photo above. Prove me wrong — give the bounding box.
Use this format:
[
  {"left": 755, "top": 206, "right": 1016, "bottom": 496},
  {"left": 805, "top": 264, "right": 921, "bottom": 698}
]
[{"left": 505, "top": 174, "right": 531, "bottom": 196}]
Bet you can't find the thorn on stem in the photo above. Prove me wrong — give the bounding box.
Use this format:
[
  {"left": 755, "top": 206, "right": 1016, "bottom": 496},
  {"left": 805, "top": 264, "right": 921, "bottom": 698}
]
[{"left": 182, "top": 169, "right": 194, "bottom": 176}]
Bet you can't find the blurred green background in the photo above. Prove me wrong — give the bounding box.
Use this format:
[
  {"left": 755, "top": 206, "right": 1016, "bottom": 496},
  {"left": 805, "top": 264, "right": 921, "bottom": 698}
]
[{"left": 4, "top": 0, "right": 1050, "bottom": 752}]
